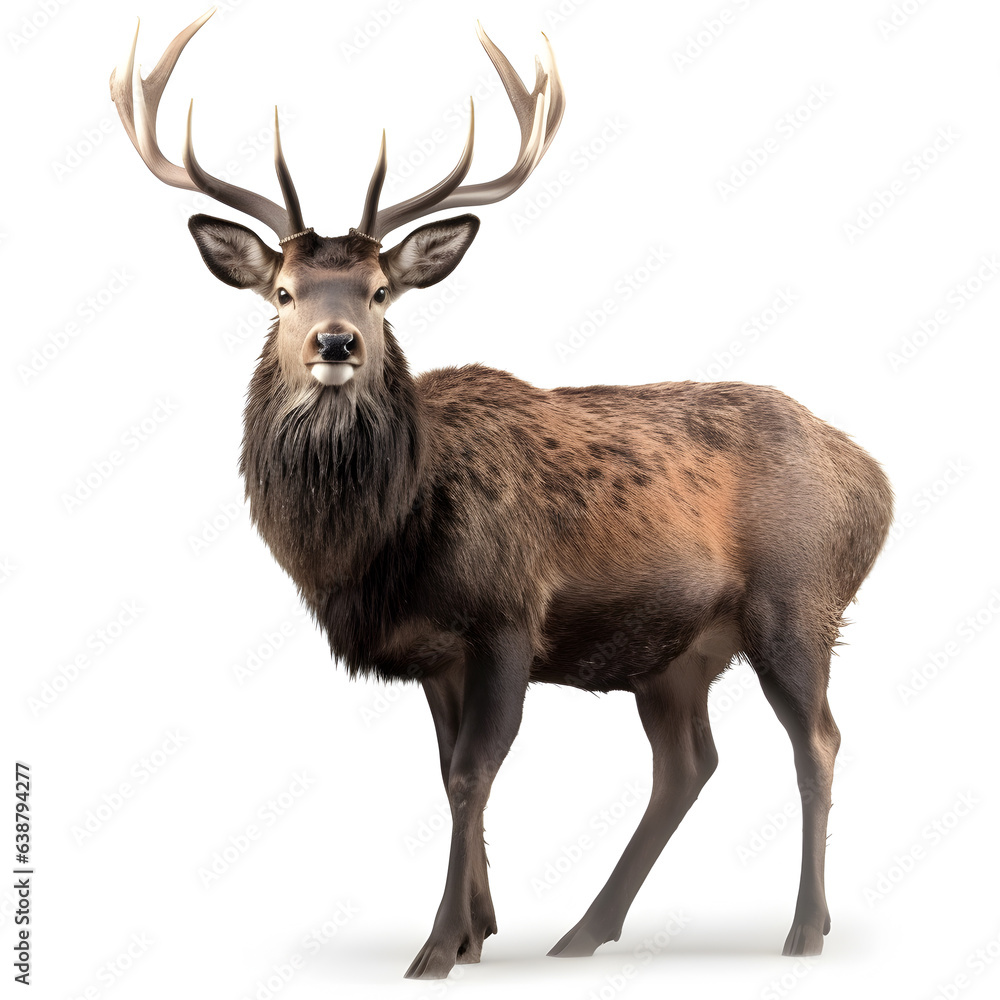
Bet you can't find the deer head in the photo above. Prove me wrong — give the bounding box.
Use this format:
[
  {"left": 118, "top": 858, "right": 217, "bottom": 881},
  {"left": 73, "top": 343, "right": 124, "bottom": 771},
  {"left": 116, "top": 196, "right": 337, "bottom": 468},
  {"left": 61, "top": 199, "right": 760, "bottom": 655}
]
[{"left": 110, "top": 9, "right": 563, "bottom": 397}]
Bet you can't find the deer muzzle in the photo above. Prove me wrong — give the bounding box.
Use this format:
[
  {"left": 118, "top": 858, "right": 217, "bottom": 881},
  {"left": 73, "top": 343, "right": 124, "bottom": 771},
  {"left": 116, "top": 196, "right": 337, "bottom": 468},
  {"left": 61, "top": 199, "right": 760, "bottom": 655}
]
[{"left": 302, "top": 323, "right": 366, "bottom": 386}]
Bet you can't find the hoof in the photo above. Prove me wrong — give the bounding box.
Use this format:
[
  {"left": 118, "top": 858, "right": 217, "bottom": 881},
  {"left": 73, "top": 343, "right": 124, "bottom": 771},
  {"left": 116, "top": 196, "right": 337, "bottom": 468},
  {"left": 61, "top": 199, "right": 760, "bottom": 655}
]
[
  {"left": 404, "top": 936, "right": 463, "bottom": 980},
  {"left": 404, "top": 919, "right": 495, "bottom": 978},
  {"left": 548, "top": 920, "right": 609, "bottom": 958},
  {"left": 782, "top": 921, "right": 826, "bottom": 956}
]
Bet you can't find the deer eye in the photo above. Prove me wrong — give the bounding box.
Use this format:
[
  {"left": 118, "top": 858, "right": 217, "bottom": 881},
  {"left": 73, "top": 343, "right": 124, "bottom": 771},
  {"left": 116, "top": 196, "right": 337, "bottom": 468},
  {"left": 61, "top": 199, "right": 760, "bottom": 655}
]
[
  {"left": 277, "top": 288, "right": 292, "bottom": 305},
  {"left": 372, "top": 287, "right": 388, "bottom": 304}
]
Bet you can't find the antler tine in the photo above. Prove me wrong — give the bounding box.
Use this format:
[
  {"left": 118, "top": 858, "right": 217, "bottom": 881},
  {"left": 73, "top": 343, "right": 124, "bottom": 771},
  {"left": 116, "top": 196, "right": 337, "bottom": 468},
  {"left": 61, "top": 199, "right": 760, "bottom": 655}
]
[
  {"left": 135, "top": 8, "right": 215, "bottom": 188},
  {"left": 109, "top": 10, "right": 212, "bottom": 192},
  {"left": 110, "top": 21, "right": 189, "bottom": 191},
  {"left": 475, "top": 23, "right": 563, "bottom": 157},
  {"left": 369, "top": 27, "right": 564, "bottom": 240},
  {"left": 183, "top": 101, "right": 292, "bottom": 237},
  {"left": 433, "top": 27, "right": 564, "bottom": 212},
  {"left": 274, "top": 108, "right": 306, "bottom": 235},
  {"left": 538, "top": 32, "right": 566, "bottom": 158},
  {"left": 359, "top": 130, "right": 388, "bottom": 239},
  {"left": 109, "top": 21, "right": 145, "bottom": 162},
  {"left": 371, "top": 102, "right": 475, "bottom": 240},
  {"left": 434, "top": 90, "right": 547, "bottom": 213},
  {"left": 110, "top": 9, "right": 304, "bottom": 240}
]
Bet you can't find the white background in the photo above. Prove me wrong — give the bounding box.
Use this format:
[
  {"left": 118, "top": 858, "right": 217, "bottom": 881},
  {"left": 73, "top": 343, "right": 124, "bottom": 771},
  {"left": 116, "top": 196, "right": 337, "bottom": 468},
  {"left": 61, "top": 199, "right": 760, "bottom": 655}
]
[{"left": 4, "top": 0, "right": 1000, "bottom": 997}]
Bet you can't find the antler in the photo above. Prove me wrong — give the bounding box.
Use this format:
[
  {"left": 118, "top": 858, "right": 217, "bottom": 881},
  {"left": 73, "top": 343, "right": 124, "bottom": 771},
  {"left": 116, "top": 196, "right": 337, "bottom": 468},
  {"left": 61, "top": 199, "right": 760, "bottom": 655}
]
[
  {"left": 109, "top": 8, "right": 306, "bottom": 241},
  {"left": 363, "top": 23, "right": 565, "bottom": 241}
]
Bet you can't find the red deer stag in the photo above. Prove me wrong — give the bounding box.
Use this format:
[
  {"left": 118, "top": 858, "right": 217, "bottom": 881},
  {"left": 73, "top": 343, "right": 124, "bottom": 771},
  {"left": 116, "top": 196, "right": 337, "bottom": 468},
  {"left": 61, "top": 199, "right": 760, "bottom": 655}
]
[{"left": 110, "top": 10, "right": 893, "bottom": 981}]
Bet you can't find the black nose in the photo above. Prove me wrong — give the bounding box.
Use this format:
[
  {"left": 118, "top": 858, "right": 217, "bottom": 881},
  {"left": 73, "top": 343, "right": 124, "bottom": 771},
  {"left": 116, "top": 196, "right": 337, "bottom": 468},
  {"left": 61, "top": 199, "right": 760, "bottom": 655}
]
[{"left": 317, "top": 332, "right": 354, "bottom": 362}]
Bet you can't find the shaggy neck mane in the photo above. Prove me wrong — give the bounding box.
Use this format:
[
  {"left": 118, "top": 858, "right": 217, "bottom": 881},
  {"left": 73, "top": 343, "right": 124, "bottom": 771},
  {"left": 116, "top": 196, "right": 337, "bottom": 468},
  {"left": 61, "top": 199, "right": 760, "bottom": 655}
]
[{"left": 240, "top": 319, "right": 422, "bottom": 599}]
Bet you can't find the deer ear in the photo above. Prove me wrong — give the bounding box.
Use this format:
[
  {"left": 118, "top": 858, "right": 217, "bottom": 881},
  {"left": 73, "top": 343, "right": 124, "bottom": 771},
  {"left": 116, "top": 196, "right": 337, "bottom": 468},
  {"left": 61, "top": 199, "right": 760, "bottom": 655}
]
[
  {"left": 188, "top": 214, "right": 281, "bottom": 292},
  {"left": 381, "top": 214, "right": 479, "bottom": 294}
]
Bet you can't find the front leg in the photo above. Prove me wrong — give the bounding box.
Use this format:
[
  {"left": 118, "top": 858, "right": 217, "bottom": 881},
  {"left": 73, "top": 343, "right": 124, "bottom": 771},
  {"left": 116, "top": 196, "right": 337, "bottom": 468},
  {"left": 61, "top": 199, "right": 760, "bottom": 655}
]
[
  {"left": 405, "top": 629, "right": 531, "bottom": 980},
  {"left": 421, "top": 666, "right": 496, "bottom": 965}
]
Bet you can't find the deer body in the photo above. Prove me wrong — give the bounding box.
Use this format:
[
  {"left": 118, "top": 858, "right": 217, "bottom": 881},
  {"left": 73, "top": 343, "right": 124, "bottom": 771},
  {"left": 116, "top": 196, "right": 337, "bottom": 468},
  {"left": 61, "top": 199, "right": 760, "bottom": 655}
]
[
  {"left": 111, "top": 11, "right": 892, "bottom": 980},
  {"left": 245, "top": 347, "right": 887, "bottom": 692}
]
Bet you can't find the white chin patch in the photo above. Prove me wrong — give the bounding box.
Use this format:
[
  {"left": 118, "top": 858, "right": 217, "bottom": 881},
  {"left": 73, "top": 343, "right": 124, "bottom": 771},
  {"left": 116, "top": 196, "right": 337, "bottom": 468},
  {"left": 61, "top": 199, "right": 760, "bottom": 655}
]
[{"left": 311, "top": 363, "right": 355, "bottom": 386}]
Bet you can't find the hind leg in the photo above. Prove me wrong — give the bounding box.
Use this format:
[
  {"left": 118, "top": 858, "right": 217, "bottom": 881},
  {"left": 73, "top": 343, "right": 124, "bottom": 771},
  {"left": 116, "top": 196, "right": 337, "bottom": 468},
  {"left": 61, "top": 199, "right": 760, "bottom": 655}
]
[
  {"left": 549, "top": 643, "right": 728, "bottom": 958},
  {"left": 750, "top": 625, "right": 841, "bottom": 956}
]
